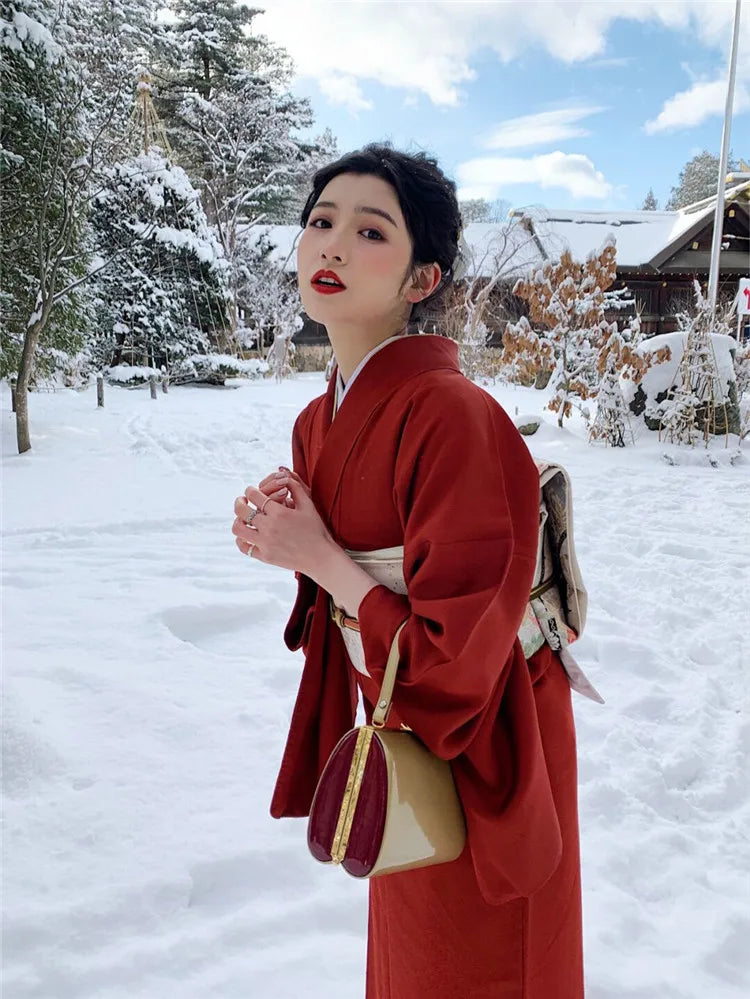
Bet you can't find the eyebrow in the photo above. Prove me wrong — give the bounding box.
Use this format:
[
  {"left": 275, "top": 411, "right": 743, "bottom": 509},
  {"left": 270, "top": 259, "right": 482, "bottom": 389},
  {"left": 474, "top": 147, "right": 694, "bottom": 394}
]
[{"left": 312, "top": 201, "right": 399, "bottom": 229}]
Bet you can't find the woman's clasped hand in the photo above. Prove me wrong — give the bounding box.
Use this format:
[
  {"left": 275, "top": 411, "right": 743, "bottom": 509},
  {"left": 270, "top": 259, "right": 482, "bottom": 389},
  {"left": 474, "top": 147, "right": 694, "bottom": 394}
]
[{"left": 231, "top": 467, "right": 334, "bottom": 576}]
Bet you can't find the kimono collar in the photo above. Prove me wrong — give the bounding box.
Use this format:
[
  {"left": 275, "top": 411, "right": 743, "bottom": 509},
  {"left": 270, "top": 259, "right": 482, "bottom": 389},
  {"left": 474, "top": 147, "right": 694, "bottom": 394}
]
[{"left": 310, "top": 334, "right": 461, "bottom": 523}]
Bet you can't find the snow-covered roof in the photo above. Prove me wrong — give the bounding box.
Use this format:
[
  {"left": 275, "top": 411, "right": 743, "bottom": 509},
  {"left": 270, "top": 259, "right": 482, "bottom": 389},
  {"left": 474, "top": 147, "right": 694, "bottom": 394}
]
[
  {"left": 512, "top": 207, "right": 698, "bottom": 269},
  {"left": 511, "top": 180, "right": 750, "bottom": 272}
]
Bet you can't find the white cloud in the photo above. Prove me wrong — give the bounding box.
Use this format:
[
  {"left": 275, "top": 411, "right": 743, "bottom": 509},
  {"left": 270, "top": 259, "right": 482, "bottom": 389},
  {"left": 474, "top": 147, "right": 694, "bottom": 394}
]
[
  {"left": 317, "top": 74, "right": 374, "bottom": 114},
  {"left": 482, "top": 106, "right": 607, "bottom": 151},
  {"left": 456, "top": 152, "right": 613, "bottom": 201},
  {"left": 254, "top": 1, "right": 749, "bottom": 127},
  {"left": 254, "top": 0, "right": 479, "bottom": 112},
  {"left": 644, "top": 77, "right": 750, "bottom": 133}
]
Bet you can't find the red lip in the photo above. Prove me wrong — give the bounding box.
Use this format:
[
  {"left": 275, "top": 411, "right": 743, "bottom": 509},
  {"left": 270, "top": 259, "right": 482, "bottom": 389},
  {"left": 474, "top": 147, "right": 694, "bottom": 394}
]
[{"left": 311, "top": 269, "right": 346, "bottom": 291}]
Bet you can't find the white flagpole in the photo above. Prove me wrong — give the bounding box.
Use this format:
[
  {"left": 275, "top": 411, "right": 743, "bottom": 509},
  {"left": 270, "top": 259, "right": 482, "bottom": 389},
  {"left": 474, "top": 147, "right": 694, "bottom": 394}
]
[{"left": 708, "top": 0, "right": 743, "bottom": 322}]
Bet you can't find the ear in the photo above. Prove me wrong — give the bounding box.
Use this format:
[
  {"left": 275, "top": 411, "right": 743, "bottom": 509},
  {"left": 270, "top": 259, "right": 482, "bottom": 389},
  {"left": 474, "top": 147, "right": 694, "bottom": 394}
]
[{"left": 406, "top": 262, "right": 442, "bottom": 303}]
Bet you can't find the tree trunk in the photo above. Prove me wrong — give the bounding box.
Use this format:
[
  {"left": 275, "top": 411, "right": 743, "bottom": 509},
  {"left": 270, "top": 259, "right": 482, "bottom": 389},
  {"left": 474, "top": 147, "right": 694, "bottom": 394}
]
[
  {"left": 15, "top": 314, "right": 46, "bottom": 454},
  {"left": 111, "top": 325, "right": 128, "bottom": 367},
  {"left": 15, "top": 383, "right": 30, "bottom": 454}
]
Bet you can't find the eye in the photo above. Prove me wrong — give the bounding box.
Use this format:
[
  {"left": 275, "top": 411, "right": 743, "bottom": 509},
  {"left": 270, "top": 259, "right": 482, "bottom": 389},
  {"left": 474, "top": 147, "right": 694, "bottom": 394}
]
[{"left": 309, "top": 217, "right": 384, "bottom": 241}]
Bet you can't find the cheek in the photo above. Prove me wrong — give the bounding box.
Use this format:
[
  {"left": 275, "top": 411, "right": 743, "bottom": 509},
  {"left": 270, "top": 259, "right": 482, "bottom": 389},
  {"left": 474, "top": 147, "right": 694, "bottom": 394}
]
[{"left": 366, "top": 244, "right": 404, "bottom": 280}]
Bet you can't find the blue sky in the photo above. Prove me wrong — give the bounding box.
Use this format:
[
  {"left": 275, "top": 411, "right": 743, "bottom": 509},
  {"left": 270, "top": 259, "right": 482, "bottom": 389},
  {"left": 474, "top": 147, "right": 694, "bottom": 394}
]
[{"left": 254, "top": 1, "right": 749, "bottom": 214}]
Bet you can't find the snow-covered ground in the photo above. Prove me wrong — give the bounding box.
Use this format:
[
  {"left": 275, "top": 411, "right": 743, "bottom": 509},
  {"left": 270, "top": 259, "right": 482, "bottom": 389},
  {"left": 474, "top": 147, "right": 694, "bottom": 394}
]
[{"left": 2, "top": 374, "right": 749, "bottom": 999}]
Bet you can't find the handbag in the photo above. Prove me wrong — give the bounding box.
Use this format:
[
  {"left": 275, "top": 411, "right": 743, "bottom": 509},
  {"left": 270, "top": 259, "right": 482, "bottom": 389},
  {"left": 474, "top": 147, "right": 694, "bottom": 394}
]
[{"left": 307, "top": 615, "right": 466, "bottom": 879}]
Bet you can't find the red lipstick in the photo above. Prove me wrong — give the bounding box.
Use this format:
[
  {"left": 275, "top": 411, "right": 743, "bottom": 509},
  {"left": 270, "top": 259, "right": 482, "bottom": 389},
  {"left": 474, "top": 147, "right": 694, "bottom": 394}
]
[{"left": 311, "top": 269, "right": 346, "bottom": 294}]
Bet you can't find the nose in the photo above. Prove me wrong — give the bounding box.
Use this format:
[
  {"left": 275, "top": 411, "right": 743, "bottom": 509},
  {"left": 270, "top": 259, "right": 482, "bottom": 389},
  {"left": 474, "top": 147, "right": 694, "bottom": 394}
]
[{"left": 321, "top": 231, "right": 345, "bottom": 263}]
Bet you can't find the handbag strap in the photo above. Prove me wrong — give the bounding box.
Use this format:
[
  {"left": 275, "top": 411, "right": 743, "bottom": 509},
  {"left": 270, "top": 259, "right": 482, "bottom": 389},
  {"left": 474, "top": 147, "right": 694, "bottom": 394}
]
[{"left": 372, "top": 618, "right": 409, "bottom": 728}]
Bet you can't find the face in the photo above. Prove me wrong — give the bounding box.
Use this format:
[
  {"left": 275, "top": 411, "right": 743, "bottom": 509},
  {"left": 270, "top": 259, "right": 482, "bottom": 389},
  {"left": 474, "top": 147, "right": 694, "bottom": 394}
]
[{"left": 297, "top": 172, "right": 441, "bottom": 335}]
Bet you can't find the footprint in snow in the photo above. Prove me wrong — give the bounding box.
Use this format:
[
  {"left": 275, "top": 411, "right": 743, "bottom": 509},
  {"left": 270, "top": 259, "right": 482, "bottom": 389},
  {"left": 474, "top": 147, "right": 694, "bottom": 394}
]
[{"left": 160, "top": 599, "right": 277, "bottom": 653}]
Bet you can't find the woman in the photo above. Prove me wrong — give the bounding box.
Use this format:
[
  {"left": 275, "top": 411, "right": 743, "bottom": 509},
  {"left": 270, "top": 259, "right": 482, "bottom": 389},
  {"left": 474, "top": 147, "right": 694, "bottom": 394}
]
[{"left": 232, "top": 144, "right": 584, "bottom": 998}]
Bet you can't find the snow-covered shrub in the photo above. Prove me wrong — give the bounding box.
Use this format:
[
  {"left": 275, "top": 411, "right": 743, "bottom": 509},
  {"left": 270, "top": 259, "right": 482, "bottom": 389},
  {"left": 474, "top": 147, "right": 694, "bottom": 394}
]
[
  {"left": 589, "top": 352, "right": 633, "bottom": 447},
  {"left": 507, "top": 236, "right": 659, "bottom": 427},
  {"left": 173, "top": 353, "right": 269, "bottom": 385},
  {"left": 622, "top": 331, "right": 740, "bottom": 436},
  {"left": 105, "top": 364, "right": 162, "bottom": 387}
]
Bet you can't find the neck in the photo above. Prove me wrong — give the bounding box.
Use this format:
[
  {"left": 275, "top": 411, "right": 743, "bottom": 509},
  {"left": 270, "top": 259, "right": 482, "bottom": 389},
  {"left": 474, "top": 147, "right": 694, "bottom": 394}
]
[{"left": 331, "top": 322, "right": 409, "bottom": 384}]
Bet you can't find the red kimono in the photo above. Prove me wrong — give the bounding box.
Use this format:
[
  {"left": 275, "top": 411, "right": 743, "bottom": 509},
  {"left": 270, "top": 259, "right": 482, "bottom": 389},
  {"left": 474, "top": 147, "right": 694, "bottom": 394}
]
[{"left": 271, "top": 334, "right": 584, "bottom": 998}]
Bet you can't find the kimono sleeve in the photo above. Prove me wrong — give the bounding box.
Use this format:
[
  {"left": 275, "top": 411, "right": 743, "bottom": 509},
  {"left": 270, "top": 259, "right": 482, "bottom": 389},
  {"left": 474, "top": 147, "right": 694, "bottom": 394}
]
[
  {"left": 355, "top": 383, "right": 564, "bottom": 903},
  {"left": 283, "top": 408, "right": 318, "bottom": 653},
  {"left": 355, "top": 381, "right": 539, "bottom": 759}
]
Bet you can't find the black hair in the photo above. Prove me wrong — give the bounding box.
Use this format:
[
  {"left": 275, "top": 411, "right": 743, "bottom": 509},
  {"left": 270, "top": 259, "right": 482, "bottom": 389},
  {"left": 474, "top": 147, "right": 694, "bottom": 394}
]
[{"left": 299, "top": 141, "right": 463, "bottom": 325}]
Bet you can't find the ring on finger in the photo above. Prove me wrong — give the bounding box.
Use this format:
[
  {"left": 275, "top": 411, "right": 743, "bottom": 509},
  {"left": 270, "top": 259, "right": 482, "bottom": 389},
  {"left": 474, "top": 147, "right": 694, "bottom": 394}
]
[
  {"left": 260, "top": 496, "right": 272, "bottom": 514},
  {"left": 246, "top": 507, "right": 260, "bottom": 526}
]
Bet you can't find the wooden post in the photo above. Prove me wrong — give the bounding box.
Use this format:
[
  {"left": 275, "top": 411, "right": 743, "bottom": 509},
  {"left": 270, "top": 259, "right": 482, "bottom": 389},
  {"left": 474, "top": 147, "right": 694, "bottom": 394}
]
[
  {"left": 97, "top": 375, "right": 104, "bottom": 408},
  {"left": 161, "top": 371, "right": 168, "bottom": 394},
  {"left": 149, "top": 375, "right": 157, "bottom": 399},
  {"left": 10, "top": 377, "right": 17, "bottom": 413}
]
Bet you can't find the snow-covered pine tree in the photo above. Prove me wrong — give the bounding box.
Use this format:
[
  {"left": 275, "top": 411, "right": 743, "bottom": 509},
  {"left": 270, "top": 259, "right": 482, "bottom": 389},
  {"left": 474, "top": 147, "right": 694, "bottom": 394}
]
[
  {"left": 154, "top": 0, "right": 330, "bottom": 332},
  {"left": 90, "top": 143, "right": 232, "bottom": 377},
  {"left": 0, "top": 0, "right": 115, "bottom": 451},
  {"left": 1, "top": 1, "right": 93, "bottom": 387},
  {"left": 641, "top": 189, "right": 659, "bottom": 210},
  {"left": 269, "top": 127, "right": 340, "bottom": 226},
  {"left": 665, "top": 150, "right": 738, "bottom": 210},
  {"left": 1, "top": 0, "right": 179, "bottom": 449},
  {"left": 70, "top": 0, "right": 168, "bottom": 148}
]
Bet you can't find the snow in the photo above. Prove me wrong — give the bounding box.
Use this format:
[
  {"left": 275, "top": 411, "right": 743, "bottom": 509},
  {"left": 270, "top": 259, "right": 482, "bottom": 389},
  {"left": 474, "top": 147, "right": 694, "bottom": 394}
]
[
  {"left": 182, "top": 354, "right": 269, "bottom": 377},
  {"left": 3, "top": 375, "right": 750, "bottom": 998},
  {"left": 106, "top": 364, "right": 162, "bottom": 384},
  {"left": 621, "top": 331, "right": 739, "bottom": 410}
]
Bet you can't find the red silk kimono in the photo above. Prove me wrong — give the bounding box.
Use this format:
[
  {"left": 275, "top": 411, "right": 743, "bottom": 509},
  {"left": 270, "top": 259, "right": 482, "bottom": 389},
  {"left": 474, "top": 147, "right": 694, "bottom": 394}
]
[{"left": 271, "top": 334, "right": 584, "bottom": 998}]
